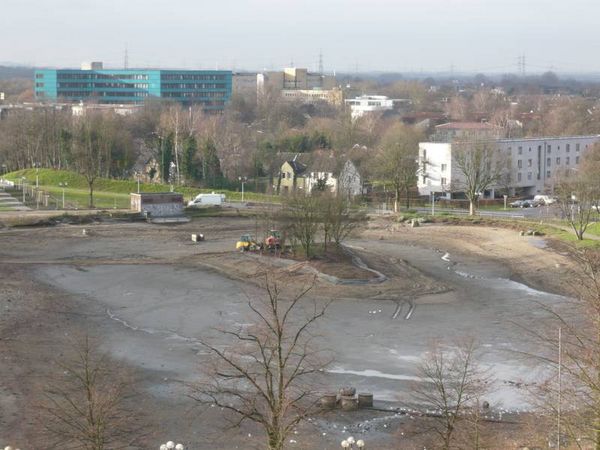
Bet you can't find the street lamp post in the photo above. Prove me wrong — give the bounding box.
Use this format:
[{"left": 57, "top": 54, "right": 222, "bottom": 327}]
[
  {"left": 159, "top": 441, "right": 184, "bottom": 450},
  {"left": 59, "top": 182, "right": 68, "bottom": 209},
  {"left": 239, "top": 176, "right": 247, "bottom": 202},
  {"left": 21, "top": 177, "right": 26, "bottom": 204}
]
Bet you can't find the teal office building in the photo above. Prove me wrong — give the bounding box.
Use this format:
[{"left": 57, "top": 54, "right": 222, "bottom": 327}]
[{"left": 34, "top": 67, "right": 232, "bottom": 111}]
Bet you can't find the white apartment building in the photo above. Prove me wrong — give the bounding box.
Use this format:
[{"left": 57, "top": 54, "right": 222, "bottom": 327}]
[
  {"left": 345, "top": 95, "right": 394, "bottom": 119},
  {"left": 418, "top": 134, "right": 600, "bottom": 198}
]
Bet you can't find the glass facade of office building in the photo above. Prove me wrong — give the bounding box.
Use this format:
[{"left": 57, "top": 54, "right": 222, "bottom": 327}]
[{"left": 34, "top": 69, "right": 232, "bottom": 111}]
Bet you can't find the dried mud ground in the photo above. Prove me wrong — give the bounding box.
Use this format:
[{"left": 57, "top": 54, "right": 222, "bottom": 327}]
[{"left": 0, "top": 216, "right": 577, "bottom": 449}]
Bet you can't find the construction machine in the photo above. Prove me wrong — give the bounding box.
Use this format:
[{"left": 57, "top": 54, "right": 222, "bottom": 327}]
[
  {"left": 236, "top": 234, "right": 261, "bottom": 252},
  {"left": 264, "top": 230, "right": 282, "bottom": 250}
]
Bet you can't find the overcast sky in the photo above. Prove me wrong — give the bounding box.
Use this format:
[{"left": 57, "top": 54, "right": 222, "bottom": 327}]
[{"left": 2, "top": 0, "right": 600, "bottom": 74}]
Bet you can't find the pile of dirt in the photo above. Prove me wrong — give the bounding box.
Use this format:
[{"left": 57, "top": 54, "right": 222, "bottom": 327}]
[{"left": 272, "top": 246, "right": 379, "bottom": 281}]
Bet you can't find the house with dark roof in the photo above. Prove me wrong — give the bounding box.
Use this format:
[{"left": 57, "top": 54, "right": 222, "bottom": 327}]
[
  {"left": 276, "top": 151, "right": 364, "bottom": 197},
  {"left": 277, "top": 156, "right": 307, "bottom": 194}
]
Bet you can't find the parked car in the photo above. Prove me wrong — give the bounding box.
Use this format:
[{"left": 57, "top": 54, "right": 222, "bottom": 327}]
[
  {"left": 533, "top": 195, "right": 557, "bottom": 206},
  {"left": 510, "top": 199, "right": 541, "bottom": 208},
  {"left": 510, "top": 200, "right": 529, "bottom": 208}
]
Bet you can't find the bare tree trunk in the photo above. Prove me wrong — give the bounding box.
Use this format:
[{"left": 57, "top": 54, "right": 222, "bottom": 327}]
[{"left": 469, "top": 200, "right": 475, "bottom": 216}]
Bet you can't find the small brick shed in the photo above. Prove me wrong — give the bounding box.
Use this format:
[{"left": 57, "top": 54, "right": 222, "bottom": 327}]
[{"left": 130, "top": 192, "right": 184, "bottom": 217}]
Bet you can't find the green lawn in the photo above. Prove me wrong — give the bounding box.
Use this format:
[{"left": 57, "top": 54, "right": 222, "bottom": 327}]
[{"left": 4, "top": 169, "right": 279, "bottom": 209}]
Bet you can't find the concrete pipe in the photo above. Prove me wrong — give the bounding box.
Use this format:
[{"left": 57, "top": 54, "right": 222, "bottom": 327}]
[
  {"left": 340, "top": 396, "right": 358, "bottom": 411},
  {"left": 320, "top": 393, "right": 337, "bottom": 409},
  {"left": 358, "top": 393, "right": 373, "bottom": 408}
]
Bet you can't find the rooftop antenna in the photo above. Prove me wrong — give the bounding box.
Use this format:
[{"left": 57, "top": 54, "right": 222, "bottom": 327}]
[{"left": 124, "top": 43, "right": 129, "bottom": 69}]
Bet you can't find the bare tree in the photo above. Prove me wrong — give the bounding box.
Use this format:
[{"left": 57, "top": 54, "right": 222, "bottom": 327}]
[
  {"left": 555, "top": 174, "right": 597, "bottom": 240},
  {"left": 38, "top": 336, "right": 149, "bottom": 450},
  {"left": 72, "top": 114, "right": 111, "bottom": 208},
  {"left": 555, "top": 144, "right": 600, "bottom": 240},
  {"left": 413, "top": 338, "right": 491, "bottom": 450},
  {"left": 192, "top": 273, "right": 330, "bottom": 450},
  {"left": 319, "top": 192, "right": 367, "bottom": 248},
  {"left": 452, "top": 140, "right": 505, "bottom": 216},
  {"left": 374, "top": 124, "right": 422, "bottom": 212},
  {"left": 280, "top": 193, "right": 322, "bottom": 259},
  {"left": 527, "top": 249, "right": 600, "bottom": 449}
]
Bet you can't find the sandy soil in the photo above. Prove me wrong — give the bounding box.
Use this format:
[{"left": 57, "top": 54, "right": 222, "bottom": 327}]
[
  {"left": 364, "top": 216, "right": 577, "bottom": 297},
  {"left": 0, "top": 215, "right": 578, "bottom": 449}
]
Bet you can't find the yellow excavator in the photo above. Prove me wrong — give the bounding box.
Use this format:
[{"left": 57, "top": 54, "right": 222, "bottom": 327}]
[{"left": 236, "top": 234, "right": 261, "bottom": 252}]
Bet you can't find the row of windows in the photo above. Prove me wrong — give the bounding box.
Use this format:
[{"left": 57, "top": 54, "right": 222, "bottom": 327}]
[
  {"left": 59, "top": 91, "right": 149, "bottom": 97},
  {"left": 517, "top": 155, "right": 580, "bottom": 169},
  {"left": 517, "top": 172, "right": 534, "bottom": 182},
  {"left": 162, "top": 92, "right": 226, "bottom": 98},
  {"left": 93, "top": 83, "right": 149, "bottom": 89},
  {"left": 161, "top": 74, "right": 226, "bottom": 81},
  {"left": 161, "top": 83, "right": 226, "bottom": 89},
  {"left": 58, "top": 82, "right": 148, "bottom": 89},
  {"left": 514, "top": 143, "right": 584, "bottom": 155},
  {"left": 57, "top": 73, "right": 149, "bottom": 80},
  {"left": 46, "top": 81, "right": 226, "bottom": 90}
]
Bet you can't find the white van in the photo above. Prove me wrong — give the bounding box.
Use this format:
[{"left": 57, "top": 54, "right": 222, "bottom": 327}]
[
  {"left": 533, "top": 195, "right": 557, "bottom": 205},
  {"left": 187, "top": 192, "right": 225, "bottom": 207}
]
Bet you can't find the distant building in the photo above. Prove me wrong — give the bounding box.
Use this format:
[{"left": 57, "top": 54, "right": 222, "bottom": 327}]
[
  {"left": 71, "top": 103, "right": 143, "bottom": 116},
  {"left": 34, "top": 62, "right": 232, "bottom": 111},
  {"left": 278, "top": 158, "right": 307, "bottom": 194},
  {"left": 252, "top": 67, "right": 340, "bottom": 105},
  {"left": 431, "top": 121, "right": 503, "bottom": 142},
  {"left": 280, "top": 87, "right": 343, "bottom": 106},
  {"left": 344, "top": 95, "right": 396, "bottom": 119},
  {"left": 232, "top": 72, "right": 260, "bottom": 96},
  {"left": 276, "top": 153, "right": 364, "bottom": 197},
  {"left": 258, "top": 67, "right": 336, "bottom": 92},
  {"left": 418, "top": 132, "right": 600, "bottom": 198}
]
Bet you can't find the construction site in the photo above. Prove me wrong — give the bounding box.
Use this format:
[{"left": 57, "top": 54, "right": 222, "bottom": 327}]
[{"left": 0, "top": 210, "right": 577, "bottom": 449}]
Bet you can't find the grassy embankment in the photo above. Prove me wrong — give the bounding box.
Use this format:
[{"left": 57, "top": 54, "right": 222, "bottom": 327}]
[{"left": 3, "top": 169, "right": 278, "bottom": 209}]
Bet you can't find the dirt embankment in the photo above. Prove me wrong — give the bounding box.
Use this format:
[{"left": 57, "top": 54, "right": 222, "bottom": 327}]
[{"left": 365, "top": 217, "right": 577, "bottom": 298}]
